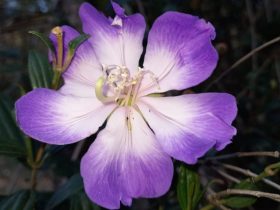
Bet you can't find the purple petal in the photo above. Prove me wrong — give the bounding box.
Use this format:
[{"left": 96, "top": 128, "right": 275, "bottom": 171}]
[
  {"left": 111, "top": 1, "right": 125, "bottom": 17},
  {"left": 15, "top": 88, "right": 115, "bottom": 144},
  {"left": 79, "top": 2, "right": 145, "bottom": 73},
  {"left": 50, "top": 25, "right": 102, "bottom": 97},
  {"left": 81, "top": 107, "right": 173, "bottom": 209},
  {"left": 138, "top": 93, "right": 237, "bottom": 164},
  {"left": 140, "top": 12, "right": 218, "bottom": 95}
]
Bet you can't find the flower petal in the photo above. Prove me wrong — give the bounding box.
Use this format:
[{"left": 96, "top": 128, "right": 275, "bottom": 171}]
[
  {"left": 81, "top": 107, "right": 173, "bottom": 209},
  {"left": 15, "top": 88, "right": 115, "bottom": 144},
  {"left": 140, "top": 12, "right": 218, "bottom": 95},
  {"left": 138, "top": 93, "right": 237, "bottom": 164},
  {"left": 50, "top": 25, "right": 102, "bottom": 97},
  {"left": 79, "top": 2, "right": 145, "bottom": 73}
]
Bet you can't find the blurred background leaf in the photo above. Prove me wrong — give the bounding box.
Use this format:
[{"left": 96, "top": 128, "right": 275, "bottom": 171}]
[
  {"left": 46, "top": 174, "right": 83, "bottom": 210},
  {"left": 0, "top": 190, "right": 35, "bottom": 210},
  {"left": 28, "top": 50, "right": 53, "bottom": 89},
  {"left": 0, "top": 95, "right": 26, "bottom": 157},
  {"left": 69, "top": 191, "right": 100, "bottom": 210}
]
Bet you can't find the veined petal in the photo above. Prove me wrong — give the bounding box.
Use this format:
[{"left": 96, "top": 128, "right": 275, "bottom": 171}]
[
  {"left": 50, "top": 25, "right": 102, "bottom": 97},
  {"left": 15, "top": 88, "right": 115, "bottom": 144},
  {"left": 138, "top": 93, "right": 237, "bottom": 164},
  {"left": 140, "top": 12, "right": 218, "bottom": 95},
  {"left": 81, "top": 107, "right": 173, "bottom": 209},
  {"left": 79, "top": 2, "right": 146, "bottom": 73}
]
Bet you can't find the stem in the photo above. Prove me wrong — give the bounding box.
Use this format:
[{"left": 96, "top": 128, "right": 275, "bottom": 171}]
[
  {"left": 30, "top": 166, "right": 37, "bottom": 190},
  {"left": 35, "top": 143, "right": 47, "bottom": 163},
  {"left": 24, "top": 136, "right": 34, "bottom": 165},
  {"left": 51, "top": 71, "right": 61, "bottom": 90},
  {"left": 30, "top": 143, "right": 46, "bottom": 190}
]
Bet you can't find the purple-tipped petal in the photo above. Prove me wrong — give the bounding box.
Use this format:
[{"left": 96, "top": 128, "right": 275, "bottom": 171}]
[
  {"left": 140, "top": 12, "right": 218, "bottom": 95},
  {"left": 79, "top": 2, "right": 145, "bottom": 73},
  {"left": 138, "top": 93, "right": 237, "bottom": 164},
  {"left": 111, "top": 1, "right": 125, "bottom": 17},
  {"left": 50, "top": 25, "right": 102, "bottom": 97},
  {"left": 81, "top": 107, "right": 173, "bottom": 209},
  {"left": 15, "top": 88, "right": 115, "bottom": 144}
]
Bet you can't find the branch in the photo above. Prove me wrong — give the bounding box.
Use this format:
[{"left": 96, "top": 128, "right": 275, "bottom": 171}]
[
  {"left": 221, "top": 163, "right": 280, "bottom": 191},
  {"left": 209, "top": 189, "right": 280, "bottom": 202},
  {"left": 205, "top": 36, "right": 280, "bottom": 90},
  {"left": 214, "top": 167, "right": 241, "bottom": 183},
  {"left": 204, "top": 151, "right": 280, "bottom": 161}
]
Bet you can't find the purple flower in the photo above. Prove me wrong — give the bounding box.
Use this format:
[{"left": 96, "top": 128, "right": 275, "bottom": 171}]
[{"left": 15, "top": 2, "right": 237, "bottom": 209}]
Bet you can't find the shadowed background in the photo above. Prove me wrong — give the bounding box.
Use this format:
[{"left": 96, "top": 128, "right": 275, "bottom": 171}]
[{"left": 0, "top": 0, "right": 280, "bottom": 210}]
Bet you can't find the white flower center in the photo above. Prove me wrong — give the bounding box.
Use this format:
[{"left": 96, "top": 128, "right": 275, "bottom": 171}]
[{"left": 95, "top": 64, "right": 158, "bottom": 106}]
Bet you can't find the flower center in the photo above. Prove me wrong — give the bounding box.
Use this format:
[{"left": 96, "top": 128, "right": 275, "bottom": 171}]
[{"left": 95, "top": 64, "right": 149, "bottom": 106}]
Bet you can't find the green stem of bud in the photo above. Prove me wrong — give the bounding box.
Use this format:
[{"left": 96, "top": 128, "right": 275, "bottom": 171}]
[
  {"left": 51, "top": 26, "right": 64, "bottom": 71},
  {"left": 51, "top": 71, "right": 61, "bottom": 90}
]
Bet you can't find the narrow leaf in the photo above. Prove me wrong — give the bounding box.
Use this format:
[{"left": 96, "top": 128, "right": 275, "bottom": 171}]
[
  {"left": 46, "top": 174, "right": 83, "bottom": 209},
  {"left": 28, "top": 31, "right": 56, "bottom": 54},
  {"left": 0, "top": 142, "right": 26, "bottom": 157},
  {"left": 177, "top": 165, "right": 203, "bottom": 210},
  {"left": 0, "top": 95, "right": 26, "bottom": 157},
  {"left": 28, "top": 50, "right": 53, "bottom": 89},
  {"left": 0, "top": 191, "right": 35, "bottom": 210},
  {"left": 70, "top": 191, "right": 100, "bottom": 210},
  {"left": 68, "top": 34, "right": 90, "bottom": 55}
]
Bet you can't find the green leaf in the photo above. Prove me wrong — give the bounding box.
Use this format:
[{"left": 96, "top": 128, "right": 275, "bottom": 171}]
[
  {"left": 177, "top": 165, "right": 203, "bottom": 210},
  {"left": 0, "top": 190, "right": 35, "bottom": 210},
  {"left": 224, "top": 181, "right": 258, "bottom": 208},
  {"left": 46, "top": 174, "right": 83, "bottom": 209},
  {"left": 0, "top": 95, "right": 26, "bottom": 157},
  {"left": 67, "top": 34, "right": 90, "bottom": 56},
  {"left": 0, "top": 142, "right": 26, "bottom": 157},
  {"left": 28, "top": 50, "right": 53, "bottom": 89},
  {"left": 70, "top": 191, "right": 100, "bottom": 210},
  {"left": 28, "top": 31, "right": 56, "bottom": 54}
]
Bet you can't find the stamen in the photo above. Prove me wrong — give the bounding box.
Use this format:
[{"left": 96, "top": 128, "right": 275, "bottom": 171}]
[
  {"left": 95, "top": 64, "right": 160, "bottom": 106},
  {"left": 130, "top": 68, "right": 160, "bottom": 105},
  {"left": 95, "top": 77, "right": 116, "bottom": 103}
]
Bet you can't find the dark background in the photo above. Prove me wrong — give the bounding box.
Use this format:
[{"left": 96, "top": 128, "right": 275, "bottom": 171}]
[{"left": 0, "top": 0, "right": 280, "bottom": 210}]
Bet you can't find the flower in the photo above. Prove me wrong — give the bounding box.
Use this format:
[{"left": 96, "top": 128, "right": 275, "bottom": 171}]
[{"left": 15, "top": 2, "right": 237, "bottom": 209}]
